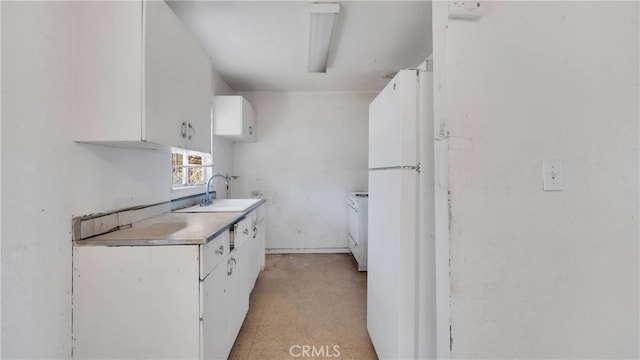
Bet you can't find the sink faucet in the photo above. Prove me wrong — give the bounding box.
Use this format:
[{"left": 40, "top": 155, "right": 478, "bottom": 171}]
[{"left": 201, "top": 174, "right": 228, "bottom": 206}]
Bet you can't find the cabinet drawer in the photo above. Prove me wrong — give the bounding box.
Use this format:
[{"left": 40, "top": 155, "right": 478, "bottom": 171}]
[
  {"left": 246, "top": 209, "right": 258, "bottom": 227},
  {"left": 200, "top": 231, "right": 230, "bottom": 279},
  {"left": 256, "top": 204, "right": 265, "bottom": 222},
  {"left": 233, "top": 217, "right": 251, "bottom": 250}
]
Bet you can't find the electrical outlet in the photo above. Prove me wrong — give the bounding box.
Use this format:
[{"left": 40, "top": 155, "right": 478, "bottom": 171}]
[{"left": 543, "top": 160, "right": 563, "bottom": 191}]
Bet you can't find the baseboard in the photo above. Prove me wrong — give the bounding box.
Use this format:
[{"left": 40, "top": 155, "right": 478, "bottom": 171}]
[{"left": 266, "top": 247, "right": 350, "bottom": 254}]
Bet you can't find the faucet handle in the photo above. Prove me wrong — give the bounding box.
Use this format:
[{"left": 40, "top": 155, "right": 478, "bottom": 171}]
[
  {"left": 200, "top": 197, "right": 210, "bottom": 206},
  {"left": 200, "top": 192, "right": 216, "bottom": 206}
]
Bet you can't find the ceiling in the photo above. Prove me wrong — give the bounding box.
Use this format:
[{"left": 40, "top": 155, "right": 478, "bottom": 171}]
[{"left": 167, "top": 1, "right": 432, "bottom": 92}]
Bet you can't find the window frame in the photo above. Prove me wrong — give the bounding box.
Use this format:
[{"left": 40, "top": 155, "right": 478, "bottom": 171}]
[{"left": 171, "top": 148, "right": 213, "bottom": 191}]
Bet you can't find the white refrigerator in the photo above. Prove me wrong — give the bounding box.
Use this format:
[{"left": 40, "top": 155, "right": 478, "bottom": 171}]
[{"left": 367, "top": 69, "right": 436, "bottom": 359}]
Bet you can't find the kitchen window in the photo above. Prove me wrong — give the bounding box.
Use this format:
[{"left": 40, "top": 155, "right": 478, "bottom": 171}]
[{"left": 172, "top": 149, "right": 212, "bottom": 189}]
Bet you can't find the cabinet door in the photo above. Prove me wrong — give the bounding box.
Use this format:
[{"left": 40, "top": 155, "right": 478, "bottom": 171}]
[
  {"left": 243, "top": 99, "right": 257, "bottom": 142},
  {"left": 73, "top": 246, "right": 200, "bottom": 359},
  {"left": 249, "top": 223, "right": 260, "bottom": 286},
  {"left": 249, "top": 213, "right": 265, "bottom": 284},
  {"left": 227, "top": 245, "right": 250, "bottom": 346},
  {"left": 214, "top": 96, "right": 257, "bottom": 143},
  {"left": 72, "top": 1, "right": 143, "bottom": 143},
  {"left": 144, "top": 0, "right": 212, "bottom": 153},
  {"left": 237, "top": 242, "right": 252, "bottom": 302},
  {"left": 202, "top": 262, "right": 230, "bottom": 360},
  {"left": 257, "top": 206, "right": 266, "bottom": 269}
]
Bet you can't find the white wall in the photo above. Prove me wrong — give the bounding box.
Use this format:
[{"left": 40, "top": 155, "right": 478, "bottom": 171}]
[
  {"left": 436, "top": 2, "right": 639, "bottom": 358},
  {"left": 234, "top": 92, "right": 374, "bottom": 252},
  {"left": 3, "top": 4, "right": 76, "bottom": 356},
  {"left": 0, "top": 2, "right": 233, "bottom": 357},
  {"left": 431, "top": 3, "right": 452, "bottom": 358},
  {"left": 0, "top": 2, "right": 3, "bottom": 356},
  {"left": 209, "top": 69, "right": 236, "bottom": 198},
  {"left": 210, "top": 72, "right": 235, "bottom": 197}
]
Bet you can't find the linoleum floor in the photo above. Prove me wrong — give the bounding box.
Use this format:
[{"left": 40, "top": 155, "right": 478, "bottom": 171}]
[{"left": 228, "top": 253, "right": 377, "bottom": 359}]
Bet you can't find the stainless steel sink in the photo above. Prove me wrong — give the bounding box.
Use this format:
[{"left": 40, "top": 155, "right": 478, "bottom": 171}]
[{"left": 177, "top": 198, "right": 262, "bottom": 213}]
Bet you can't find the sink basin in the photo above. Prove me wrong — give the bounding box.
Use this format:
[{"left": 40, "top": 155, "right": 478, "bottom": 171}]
[{"left": 178, "top": 198, "right": 262, "bottom": 213}]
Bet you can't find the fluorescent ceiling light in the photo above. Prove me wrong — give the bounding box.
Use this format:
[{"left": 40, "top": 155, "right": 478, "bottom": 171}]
[{"left": 308, "top": 3, "right": 340, "bottom": 73}]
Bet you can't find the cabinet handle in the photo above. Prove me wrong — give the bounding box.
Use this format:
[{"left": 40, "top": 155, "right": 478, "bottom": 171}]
[
  {"left": 215, "top": 245, "right": 224, "bottom": 255},
  {"left": 227, "top": 257, "right": 237, "bottom": 276},
  {"left": 243, "top": 228, "right": 249, "bottom": 235},
  {"left": 188, "top": 123, "right": 195, "bottom": 140},
  {"left": 227, "top": 257, "right": 237, "bottom": 275},
  {"left": 181, "top": 122, "right": 187, "bottom": 139},
  {"left": 252, "top": 227, "right": 257, "bottom": 239},
  {"left": 248, "top": 126, "right": 253, "bottom": 136}
]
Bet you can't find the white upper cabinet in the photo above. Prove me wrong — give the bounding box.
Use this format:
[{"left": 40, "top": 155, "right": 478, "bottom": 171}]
[
  {"left": 72, "top": 1, "right": 212, "bottom": 153},
  {"left": 214, "top": 96, "right": 257, "bottom": 143}
]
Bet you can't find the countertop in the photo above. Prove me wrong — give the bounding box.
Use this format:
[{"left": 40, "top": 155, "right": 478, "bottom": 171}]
[{"left": 76, "top": 199, "right": 265, "bottom": 246}]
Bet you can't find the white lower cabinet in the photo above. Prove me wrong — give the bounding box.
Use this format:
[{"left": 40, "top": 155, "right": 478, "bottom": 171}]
[
  {"left": 73, "top": 219, "right": 264, "bottom": 360},
  {"left": 202, "top": 207, "right": 265, "bottom": 358},
  {"left": 249, "top": 205, "right": 266, "bottom": 282},
  {"left": 229, "top": 240, "right": 251, "bottom": 343},
  {"left": 202, "top": 238, "right": 251, "bottom": 360},
  {"left": 73, "top": 245, "right": 202, "bottom": 359},
  {"left": 202, "top": 261, "right": 229, "bottom": 360}
]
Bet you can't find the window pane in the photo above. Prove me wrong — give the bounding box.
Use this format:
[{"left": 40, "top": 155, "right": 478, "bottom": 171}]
[
  {"left": 171, "top": 149, "right": 209, "bottom": 188},
  {"left": 188, "top": 155, "right": 202, "bottom": 165},
  {"left": 172, "top": 153, "right": 184, "bottom": 166},
  {"left": 188, "top": 167, "right": 203, "bottom": 184},
  {"left": 173, "top": 166, "right": 184, "bottom": 185}
]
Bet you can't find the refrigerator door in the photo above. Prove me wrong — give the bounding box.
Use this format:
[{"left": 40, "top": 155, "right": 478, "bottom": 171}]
[
  {"left": 369, "top": 70, "right": 419, "bottom": 169},
  {"left": 367, "top": 168, "right": 418, "bottom": 359}
]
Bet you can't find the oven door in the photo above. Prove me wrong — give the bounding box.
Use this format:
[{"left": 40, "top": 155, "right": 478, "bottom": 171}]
[{"left": 348, "top": 202, "right": 360, "bottom": 253}]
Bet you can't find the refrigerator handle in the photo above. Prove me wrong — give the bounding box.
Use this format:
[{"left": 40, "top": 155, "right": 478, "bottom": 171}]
[{"left": 368, "top": 164, "right": 420, "bottom": 172}]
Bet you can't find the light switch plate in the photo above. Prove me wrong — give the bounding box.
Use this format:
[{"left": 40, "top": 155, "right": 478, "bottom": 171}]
[
  {"left": 449, "top": 1, "right": 483, "bottom": 21},
  {"left": 543, "top": 160, "right": 563, "bottom": 191}
]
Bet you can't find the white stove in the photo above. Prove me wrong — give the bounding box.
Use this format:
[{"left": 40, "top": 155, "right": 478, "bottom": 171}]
[{"left": 347, "top": 192, "right": 368, "bottom": 271}]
